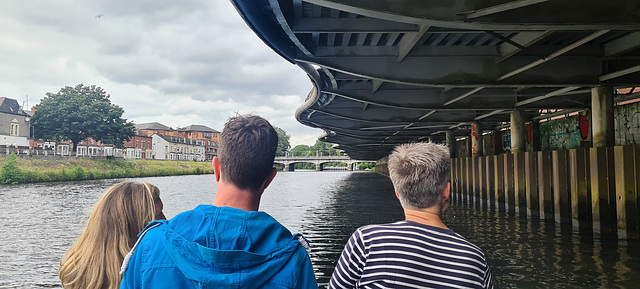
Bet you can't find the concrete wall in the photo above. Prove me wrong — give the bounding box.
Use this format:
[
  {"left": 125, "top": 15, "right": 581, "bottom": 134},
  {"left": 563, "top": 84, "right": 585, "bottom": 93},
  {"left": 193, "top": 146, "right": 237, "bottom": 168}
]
[
  {"left": 375, "top": 156, "right": 388, "bottom": 175},
  {"left": 615, "top": 101, "right": 640, "bottom": 146},
  {"left": 540, "top": 112, "right": 592, "bottom": 151}
]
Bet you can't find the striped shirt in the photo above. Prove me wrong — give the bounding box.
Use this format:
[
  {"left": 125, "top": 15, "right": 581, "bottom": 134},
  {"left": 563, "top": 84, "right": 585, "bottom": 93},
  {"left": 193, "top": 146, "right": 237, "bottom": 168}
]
[{"left": 329, "top": 221, "right": 493, "bottom": 289}]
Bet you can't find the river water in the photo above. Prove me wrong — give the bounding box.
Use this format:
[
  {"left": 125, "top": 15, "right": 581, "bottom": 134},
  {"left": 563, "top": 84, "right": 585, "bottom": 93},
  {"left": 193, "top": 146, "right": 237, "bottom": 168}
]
[{"left": 1, "top": 171, "right": 639, "bottom": 288}]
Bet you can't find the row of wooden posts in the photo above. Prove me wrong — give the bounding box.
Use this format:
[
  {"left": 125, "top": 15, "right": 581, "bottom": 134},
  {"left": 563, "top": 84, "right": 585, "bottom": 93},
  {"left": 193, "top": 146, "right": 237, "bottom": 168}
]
[{"left": 450, "top": 146, "right": 640, "bottom": 240}]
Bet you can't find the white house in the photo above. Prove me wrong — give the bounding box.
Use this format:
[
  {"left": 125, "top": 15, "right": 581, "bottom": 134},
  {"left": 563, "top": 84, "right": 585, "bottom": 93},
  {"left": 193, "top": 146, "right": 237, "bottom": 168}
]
[{"left": 152, "top": 134, "right": 206, "bottom": 161}]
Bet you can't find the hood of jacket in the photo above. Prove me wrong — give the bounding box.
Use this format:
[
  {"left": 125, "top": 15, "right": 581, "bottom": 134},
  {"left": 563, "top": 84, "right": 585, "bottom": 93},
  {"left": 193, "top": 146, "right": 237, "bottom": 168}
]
[{"left": 145, "top": 205, "right": 310, "bottom": 288}]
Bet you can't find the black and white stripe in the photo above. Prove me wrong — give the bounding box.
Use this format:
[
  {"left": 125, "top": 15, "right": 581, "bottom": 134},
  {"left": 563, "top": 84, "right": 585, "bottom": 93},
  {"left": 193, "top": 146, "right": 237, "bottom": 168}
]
[{"left": 329, "top": 221, "right": 493, "bottom": 289}]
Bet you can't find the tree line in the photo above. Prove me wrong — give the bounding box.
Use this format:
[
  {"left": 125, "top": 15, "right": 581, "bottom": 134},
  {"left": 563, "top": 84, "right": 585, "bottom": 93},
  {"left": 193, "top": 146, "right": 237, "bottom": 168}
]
[{"left": 30, "top": 83, "right": 374, "bottom": 171}]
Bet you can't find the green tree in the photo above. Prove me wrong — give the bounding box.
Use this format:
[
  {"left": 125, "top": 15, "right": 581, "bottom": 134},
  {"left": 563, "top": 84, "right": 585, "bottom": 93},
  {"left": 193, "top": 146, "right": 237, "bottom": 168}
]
[
  {"left": 310, "top": 140, "right": 342, "bottom": 156},
  {"left": 31, "top": 84, "right": 135, "bottom": 153},
  {"left": 274, "top": 126, "right": 290, "bottom": 156},
  {"left": 289, "top": 144, "right": 312, "bottom": 156},
  {"left": 358, "top": 162, "right": 376, "bottom": 170},
  {"left": 1, "top": 154, "right": 23, "bottom": 184}
]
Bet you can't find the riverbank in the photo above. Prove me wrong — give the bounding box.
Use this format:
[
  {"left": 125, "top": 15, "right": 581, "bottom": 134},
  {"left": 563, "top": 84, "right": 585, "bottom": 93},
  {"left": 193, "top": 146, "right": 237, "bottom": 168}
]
[{"left": 0, "top": 154, "right": 214, "bottom": 185}]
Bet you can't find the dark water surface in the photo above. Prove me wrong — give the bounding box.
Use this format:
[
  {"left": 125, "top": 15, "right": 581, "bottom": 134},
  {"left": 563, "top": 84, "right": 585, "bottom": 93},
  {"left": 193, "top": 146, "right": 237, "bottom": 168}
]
[{"left": 1, "top": 171, "right": 639, "bottom": 288}]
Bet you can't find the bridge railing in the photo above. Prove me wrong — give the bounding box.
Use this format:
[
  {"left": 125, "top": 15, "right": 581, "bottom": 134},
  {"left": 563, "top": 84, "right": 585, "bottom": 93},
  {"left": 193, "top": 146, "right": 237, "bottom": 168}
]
[{"left": 275, "top": 155, "right": 350, "bottom": 160}]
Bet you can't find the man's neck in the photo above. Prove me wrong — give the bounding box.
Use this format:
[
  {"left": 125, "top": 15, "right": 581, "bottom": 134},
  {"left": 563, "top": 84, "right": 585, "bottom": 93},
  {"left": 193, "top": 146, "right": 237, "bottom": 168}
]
[
  {"left": 212, "top": 182, "right": 261, "bottom": 211},
  {"left": 404, "top": 207, "right": 449, "bottom": 230}
]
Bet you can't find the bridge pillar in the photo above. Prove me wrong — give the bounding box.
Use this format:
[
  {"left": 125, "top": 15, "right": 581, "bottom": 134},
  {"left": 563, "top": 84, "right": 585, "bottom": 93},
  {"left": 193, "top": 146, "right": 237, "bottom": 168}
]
[
  {"left": 592, "top": 86, "right": 614, "bottom": 148},
  {"left": 511, "top": 110, "right": 526, "bottom": 153},
  {"left": 316, "top": 163, "right": 323, "bottom": 171},
  {"left": 348, "top": 162, "right": 354, "bottom": 171},
  {"left": 471, "top": 122, "right": 483, "bottom": 156},
  {"left": 446, "top": 131, "right": 457, "bottom": 158},
  {"left": 287, "top": 163, "right": 295, "bottom": 172}
]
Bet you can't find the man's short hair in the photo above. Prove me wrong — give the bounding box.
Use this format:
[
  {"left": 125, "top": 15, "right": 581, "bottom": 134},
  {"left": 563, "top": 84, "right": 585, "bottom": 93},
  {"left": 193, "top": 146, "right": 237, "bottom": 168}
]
[
  {"left": 218, "top": 114, "right": 278, "bottom": 191},
  {"left": 388, "top": 142, "right": 450, "bottom": 209}
]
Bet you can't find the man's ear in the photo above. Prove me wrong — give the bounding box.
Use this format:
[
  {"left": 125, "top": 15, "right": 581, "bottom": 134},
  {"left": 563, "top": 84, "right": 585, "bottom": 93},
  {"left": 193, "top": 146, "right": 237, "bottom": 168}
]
[
  {"left": 394, "top": 189, "right": 400, "bottom": 199},
  {"left": 262, "top": 167, "right": 277, "bottom": 190},
  {"left": 212, "top": 157, "right": 221, "bottom": 182},
  {"left": 442, "top": 181, "right": 451, "bottom": 202}
]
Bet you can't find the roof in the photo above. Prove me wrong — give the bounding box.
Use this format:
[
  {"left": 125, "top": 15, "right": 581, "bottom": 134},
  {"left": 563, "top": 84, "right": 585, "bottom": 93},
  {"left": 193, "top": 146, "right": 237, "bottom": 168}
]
[
  {"left": 0, "top": 97, "right": 28, "bottom": 116},
  {"left": 231, "top": 0, "right": 640, "bottom": 160},
  {"left": 180, "top": 124, "right": 219, "bottom": 133},
  {"left": 135, "top": 122, "right": 171, "bottom": 131}
]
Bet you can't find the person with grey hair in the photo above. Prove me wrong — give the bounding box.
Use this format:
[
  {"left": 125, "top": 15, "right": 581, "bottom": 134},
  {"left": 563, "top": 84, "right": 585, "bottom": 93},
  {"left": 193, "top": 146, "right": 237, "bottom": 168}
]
[{"left": 329, "top": 142, "right": 493, "bottom": 289}]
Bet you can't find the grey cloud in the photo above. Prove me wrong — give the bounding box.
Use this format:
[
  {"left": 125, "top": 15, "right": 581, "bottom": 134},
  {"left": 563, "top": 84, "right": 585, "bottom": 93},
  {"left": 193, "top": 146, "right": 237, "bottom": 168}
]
[{"left": 0, "top": 0, "right": 324, "bottom": 145}]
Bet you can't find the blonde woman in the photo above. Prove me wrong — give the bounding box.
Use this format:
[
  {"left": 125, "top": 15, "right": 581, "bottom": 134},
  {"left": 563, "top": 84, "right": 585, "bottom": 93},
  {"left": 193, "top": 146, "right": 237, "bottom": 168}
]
[{"left": 59, "top": 181, "right": 165, "bottom": 289}]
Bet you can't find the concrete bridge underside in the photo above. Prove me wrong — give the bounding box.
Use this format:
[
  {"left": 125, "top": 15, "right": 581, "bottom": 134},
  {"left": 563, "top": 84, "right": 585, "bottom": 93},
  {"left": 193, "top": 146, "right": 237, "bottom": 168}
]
[{"left": 232, "top": 0, "right": 640, "bottom": 240}]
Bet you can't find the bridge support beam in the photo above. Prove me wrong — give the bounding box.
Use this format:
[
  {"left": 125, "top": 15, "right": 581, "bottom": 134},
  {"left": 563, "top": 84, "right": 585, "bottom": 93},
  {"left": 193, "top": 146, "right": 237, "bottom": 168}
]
[
  {"left": 592, "top": 86, "right": 614, "bottom": 148},
  {"left": 316, "top": 163, "right": 323, "bottom": 171},
  {"left": 511, "top": 110, "right": 526, "bottom": 153},
  {"left": 446, "top": 131, "right": 457, "bottom": 158},
  {"left": 287, "top": 163, "right": 295, "bottom": 172}
]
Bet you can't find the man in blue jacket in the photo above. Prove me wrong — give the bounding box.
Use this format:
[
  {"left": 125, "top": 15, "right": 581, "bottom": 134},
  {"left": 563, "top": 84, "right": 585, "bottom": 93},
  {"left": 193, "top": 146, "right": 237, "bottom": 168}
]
[{"left": 120, "top": 115, "right": 318, "bottom": 289}]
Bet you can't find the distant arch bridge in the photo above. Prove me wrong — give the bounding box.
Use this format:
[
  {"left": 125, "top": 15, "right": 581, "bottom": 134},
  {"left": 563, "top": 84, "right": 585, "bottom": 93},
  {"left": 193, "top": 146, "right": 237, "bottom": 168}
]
[{"left": 274, "top": 154, "right": 369, "bottom": 171}]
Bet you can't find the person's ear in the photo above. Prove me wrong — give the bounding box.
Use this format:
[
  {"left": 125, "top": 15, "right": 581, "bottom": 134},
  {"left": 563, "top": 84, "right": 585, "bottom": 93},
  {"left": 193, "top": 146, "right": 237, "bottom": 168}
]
[
  {"left": 212, "top": 157, "right": 221, "bottom": 182},
  {"left": 262, "top": 167, "right": 277, "bottom": 190},
  {"left": 394, "top": 189, "right": 400, "bottom": 199},
  {"left": 442, "top": 182, "right": 451, "bottom": 202}
]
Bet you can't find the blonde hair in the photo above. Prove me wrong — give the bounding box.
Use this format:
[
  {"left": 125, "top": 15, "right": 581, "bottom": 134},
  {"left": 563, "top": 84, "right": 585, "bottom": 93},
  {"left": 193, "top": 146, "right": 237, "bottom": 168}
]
[{"left": 59, "top": 181, "right": 160, "bottom": 289}]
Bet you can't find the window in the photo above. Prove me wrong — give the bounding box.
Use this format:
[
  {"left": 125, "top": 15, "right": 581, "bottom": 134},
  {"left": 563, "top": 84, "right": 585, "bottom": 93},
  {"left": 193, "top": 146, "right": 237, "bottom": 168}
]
[{"left": 10, "top": 123, "right": 19, "bottom": 136}]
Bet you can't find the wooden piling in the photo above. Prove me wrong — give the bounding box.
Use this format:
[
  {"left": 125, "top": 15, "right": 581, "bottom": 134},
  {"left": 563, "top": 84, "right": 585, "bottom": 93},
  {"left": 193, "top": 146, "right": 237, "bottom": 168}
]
[
  {"left": 552, "top": 150, "right": 571, "bottom": 226},
  {"left": 479, "top": 157, "right": 487, "bottom": 209},
  {"left": 514, "top": 152, "right": 527, "bottom": 217},
  {"left": 525, "top": 152, "right": 539, "bottom": 219},
  {"left": 486, "top": 156, "right": 496, "bottom": 211},
  {"left": 538, "top": 151, "right": 554, "bottom": 220},
  {"left": 495, "top": 155, "right": 506, "bottom": 212},
  {"left": 569, "top": 148, "right": 592, "bottom": 234},
  {"left": 590, "top": 147, "right": 617, "bottom": 235},
  {"left": 504, "top": 154, "right": 515, "bottom": 214},
  {"left": 614, "top": 146, "right": 639, "bottom": 240}
]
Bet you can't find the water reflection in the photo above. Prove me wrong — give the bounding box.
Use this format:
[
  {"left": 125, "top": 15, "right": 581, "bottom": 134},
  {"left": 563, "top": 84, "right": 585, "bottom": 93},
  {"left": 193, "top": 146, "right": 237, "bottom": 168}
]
[{"left": 291, "top": 172, "right": 404, "bottom": 286}]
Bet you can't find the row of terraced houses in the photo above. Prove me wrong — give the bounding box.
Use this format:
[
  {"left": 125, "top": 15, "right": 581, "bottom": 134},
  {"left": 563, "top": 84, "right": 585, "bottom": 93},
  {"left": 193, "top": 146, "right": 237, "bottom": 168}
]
[{"left": 0, "top": 96, "right": 220, "bottom": 161}]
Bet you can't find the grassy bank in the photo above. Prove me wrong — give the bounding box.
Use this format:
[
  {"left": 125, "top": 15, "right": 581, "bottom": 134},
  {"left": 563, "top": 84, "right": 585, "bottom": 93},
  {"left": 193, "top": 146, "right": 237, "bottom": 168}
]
[{"left": 0, "top": 154, "right": 214, "bottom": 185}]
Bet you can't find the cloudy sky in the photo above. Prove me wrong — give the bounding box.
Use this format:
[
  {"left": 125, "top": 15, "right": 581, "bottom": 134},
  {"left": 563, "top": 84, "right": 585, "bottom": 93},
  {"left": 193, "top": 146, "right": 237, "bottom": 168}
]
[{"left": 0, "top": 0, "right": 322, "bottom": 147}]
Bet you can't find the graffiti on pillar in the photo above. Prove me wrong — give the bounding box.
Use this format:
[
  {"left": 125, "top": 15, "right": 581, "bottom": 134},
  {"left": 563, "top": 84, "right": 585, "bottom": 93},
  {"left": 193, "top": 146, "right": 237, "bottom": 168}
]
[
  {"left": 540, "top": 115, "right": 581, "bottom": 150},
  {"left": 614, "top": 101, "right": 640, "bottom": 146},
  {"left": 502, "top": 133, "right": 511, "bottom": 152}
]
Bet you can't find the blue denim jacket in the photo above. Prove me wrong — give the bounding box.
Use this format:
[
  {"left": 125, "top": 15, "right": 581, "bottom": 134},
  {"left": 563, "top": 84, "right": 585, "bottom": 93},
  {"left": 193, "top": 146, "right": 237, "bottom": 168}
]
[{"left": 120, "top": 205, "right": 318, "bottom": 289}]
